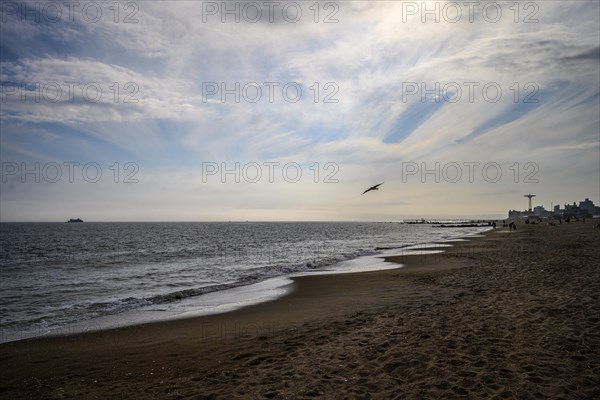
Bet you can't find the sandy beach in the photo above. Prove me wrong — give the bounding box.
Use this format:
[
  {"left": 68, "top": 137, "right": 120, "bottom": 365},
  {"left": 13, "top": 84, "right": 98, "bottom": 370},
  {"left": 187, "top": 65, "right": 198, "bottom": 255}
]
[{"left": 1, "top": 221, "right": 599, "bottom": 399}]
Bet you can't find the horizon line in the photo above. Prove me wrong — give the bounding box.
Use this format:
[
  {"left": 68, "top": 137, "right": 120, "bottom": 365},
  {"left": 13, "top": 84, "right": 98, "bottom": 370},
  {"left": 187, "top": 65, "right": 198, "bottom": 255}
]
[{"left": 0, "top": 217, "right": 511, "bottom": 223}]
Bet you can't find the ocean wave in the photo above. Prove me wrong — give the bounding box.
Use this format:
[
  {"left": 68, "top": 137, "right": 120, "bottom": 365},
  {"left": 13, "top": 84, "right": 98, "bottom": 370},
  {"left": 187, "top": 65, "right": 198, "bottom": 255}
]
[
  {"left": 3, "top": 247, "right": 383, "bottom": 334},
  {"left": 1, "top": 222, "right": 490, "bottom": 341}
]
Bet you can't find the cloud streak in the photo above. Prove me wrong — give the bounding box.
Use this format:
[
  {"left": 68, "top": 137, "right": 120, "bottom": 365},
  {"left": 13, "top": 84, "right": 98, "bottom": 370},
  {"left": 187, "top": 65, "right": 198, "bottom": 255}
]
[{"left": 1, "top": 1, "right": 599, "bottom": 221}]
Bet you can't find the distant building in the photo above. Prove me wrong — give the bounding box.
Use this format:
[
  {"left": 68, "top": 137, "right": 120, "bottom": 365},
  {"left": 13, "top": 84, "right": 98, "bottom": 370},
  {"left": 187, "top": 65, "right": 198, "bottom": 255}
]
[
  {"left": 508, "top": 209, "right": 534, "bottom": 219},
  {"left": 533, "top": 205, "right": 550, "bottom": 218},
  {"left": 579, "top": 198, "right": 596, "bottom": 214},
  {"left": 508, "top": 197, "right": 599, "bottom": 219}
]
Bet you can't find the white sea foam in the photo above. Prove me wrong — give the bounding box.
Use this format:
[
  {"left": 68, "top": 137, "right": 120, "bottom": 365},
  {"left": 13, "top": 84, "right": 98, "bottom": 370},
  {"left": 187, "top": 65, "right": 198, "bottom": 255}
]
[{"left": 0, "top": 222, "right": 491, "bottom": 343}]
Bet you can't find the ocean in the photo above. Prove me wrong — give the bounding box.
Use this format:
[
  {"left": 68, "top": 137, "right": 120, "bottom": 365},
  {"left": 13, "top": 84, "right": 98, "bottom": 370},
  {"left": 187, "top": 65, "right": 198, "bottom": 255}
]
[{"left": 0, "top": 222, "right": 489, "bottom": 343}]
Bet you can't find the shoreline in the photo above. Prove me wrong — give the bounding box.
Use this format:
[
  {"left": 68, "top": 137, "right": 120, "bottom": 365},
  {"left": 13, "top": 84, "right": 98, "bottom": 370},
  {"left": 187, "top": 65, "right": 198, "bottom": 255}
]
[
  {"left": 1, "top": 222, "right": 598, "bottom": 399},
  {"left": 0, "top": 227, "right": 489, "bottom": 345}
]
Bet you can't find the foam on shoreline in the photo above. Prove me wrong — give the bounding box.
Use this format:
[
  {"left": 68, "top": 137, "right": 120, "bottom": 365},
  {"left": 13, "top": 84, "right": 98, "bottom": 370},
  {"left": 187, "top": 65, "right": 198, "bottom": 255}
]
[
  {"left": 1, "top": 228, "right": 491, "bottom": 343},
  {"left": 6, "top": 223, "right": 598, "bottom": 399}
]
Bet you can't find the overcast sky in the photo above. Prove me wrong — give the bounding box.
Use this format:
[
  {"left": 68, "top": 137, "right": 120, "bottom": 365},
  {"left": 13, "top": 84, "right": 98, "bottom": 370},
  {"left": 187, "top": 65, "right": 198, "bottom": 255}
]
[{"left": 1, "top": 1, "right": 599, "bottom": 221}]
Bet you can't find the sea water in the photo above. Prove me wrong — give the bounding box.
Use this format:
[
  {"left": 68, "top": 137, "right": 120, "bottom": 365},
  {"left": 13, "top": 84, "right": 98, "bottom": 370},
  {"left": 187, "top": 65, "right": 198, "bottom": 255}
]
[{"left": 0, "top": 222, "right": 488, "bottom": 342}]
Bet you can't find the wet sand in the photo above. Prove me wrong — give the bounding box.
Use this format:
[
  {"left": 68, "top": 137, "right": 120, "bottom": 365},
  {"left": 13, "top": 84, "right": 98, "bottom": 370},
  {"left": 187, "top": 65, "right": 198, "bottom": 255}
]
[{"left": 1, "top": 222, "right": 599, "bottom": 399}]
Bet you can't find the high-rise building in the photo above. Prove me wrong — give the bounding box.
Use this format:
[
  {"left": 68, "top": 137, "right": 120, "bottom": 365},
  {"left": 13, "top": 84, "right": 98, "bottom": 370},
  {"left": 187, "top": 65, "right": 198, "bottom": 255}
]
[
  {"left": 508, "top": 197, "right": 599, "bottom": 219},
  {"left": 579, "top": 198, "right": 596, "bottom": 214}
]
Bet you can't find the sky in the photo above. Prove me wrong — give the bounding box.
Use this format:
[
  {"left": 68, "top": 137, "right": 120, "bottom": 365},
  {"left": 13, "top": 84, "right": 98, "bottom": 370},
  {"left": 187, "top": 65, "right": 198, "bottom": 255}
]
[{"left": 1, "top": 0, "right": 599, "bottom": 221}]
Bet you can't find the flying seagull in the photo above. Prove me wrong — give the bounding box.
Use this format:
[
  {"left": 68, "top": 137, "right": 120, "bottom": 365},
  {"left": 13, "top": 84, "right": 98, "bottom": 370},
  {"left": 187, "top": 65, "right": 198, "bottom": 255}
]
[{"left": 362, "top": 182, "right": 384, "bottom": 195}]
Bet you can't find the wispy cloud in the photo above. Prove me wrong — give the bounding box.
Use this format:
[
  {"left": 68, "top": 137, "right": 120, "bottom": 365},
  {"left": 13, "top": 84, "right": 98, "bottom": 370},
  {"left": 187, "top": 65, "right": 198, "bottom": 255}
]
[{"left": 1, "top": 1, "right": 599, "bottom": 221}]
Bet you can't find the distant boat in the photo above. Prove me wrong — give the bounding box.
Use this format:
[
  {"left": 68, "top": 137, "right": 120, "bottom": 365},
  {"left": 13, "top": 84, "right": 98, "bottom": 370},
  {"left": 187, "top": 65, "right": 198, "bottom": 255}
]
[{"left": 67, "top": 218, "right": 83, "bottom": 223}]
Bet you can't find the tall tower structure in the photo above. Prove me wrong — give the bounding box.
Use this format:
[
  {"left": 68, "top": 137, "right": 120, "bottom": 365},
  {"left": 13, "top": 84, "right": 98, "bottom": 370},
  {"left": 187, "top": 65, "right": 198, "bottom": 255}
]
[{"left": 524, "top": 194, "right": 536, "bottom": 212}]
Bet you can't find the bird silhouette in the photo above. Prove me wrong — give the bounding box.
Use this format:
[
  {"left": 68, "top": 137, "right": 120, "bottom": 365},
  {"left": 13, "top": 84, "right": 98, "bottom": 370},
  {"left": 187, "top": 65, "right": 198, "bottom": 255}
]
[{"left": 362, "top": 182, "right": 384, "bottom": 195}]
